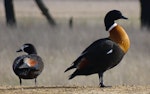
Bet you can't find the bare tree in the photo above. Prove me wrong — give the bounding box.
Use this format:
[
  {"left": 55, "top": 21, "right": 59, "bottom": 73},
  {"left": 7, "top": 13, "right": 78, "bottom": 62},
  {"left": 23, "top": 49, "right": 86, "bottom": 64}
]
[
  {"left": 140, "top": 0, "right": 150, "bottom": 29},
  {"left": 34, "top": 0, "right": 56, "bottom": 26},
  {"left": 4, "top": 0, "right": 16, "bottom": 26}
]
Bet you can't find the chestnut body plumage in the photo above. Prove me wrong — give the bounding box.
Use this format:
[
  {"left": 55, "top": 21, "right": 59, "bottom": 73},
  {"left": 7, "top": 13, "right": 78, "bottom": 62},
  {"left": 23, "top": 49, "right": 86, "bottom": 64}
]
[{"left": 65, "top": 10, "right": 130, "bottom": 87}]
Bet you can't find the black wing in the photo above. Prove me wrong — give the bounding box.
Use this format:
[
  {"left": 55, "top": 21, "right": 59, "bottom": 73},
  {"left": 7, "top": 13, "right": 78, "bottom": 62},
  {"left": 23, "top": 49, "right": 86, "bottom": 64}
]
[{"left": 65, "top": 38, "right": 114, "bottom": 72}]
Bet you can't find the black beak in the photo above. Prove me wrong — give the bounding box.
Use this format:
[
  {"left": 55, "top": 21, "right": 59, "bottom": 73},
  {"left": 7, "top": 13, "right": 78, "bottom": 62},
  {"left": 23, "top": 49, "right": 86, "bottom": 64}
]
[
  {"left": 121, "top": 16, "right": 128, "bottom": 20},
  {"left": 16, "top": 49, "right": 22, "bottom": 52}
]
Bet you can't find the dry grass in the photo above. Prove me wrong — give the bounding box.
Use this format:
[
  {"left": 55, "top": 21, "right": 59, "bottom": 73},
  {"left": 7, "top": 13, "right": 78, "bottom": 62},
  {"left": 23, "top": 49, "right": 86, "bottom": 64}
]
[
  {"left": 0, "top": 1, "right": 150, "bottom": 90},
  {"left": 0, "top": 85, "right": 150, "bottom": 94}
]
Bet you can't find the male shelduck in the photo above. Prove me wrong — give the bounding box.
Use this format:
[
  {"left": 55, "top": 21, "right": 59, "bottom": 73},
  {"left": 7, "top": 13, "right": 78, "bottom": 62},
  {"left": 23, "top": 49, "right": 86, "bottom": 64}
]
[
  {"left": 13, "top": 43, "right": 44, "bottom": 85},
  {"left": 65, "top": 10, "right": 130, "bottom": 87}
]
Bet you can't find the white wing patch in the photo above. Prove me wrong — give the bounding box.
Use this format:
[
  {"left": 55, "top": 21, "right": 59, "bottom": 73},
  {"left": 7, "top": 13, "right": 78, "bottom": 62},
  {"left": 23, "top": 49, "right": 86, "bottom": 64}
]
[
  {"left": 24, "top": 58, "right": 31, "bottom": 67},
  {"left": 107, "top": 49, "right": 113, "bottom": 54}
]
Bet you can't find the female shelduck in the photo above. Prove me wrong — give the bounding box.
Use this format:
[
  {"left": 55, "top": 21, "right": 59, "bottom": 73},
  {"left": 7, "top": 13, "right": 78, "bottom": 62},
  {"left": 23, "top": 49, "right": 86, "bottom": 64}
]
[
  {"left": 65, "top": 10, "right": 130, "bottom": 87},
  {"left": 13, "top": 43, "right": 44, "bottom": 85}
]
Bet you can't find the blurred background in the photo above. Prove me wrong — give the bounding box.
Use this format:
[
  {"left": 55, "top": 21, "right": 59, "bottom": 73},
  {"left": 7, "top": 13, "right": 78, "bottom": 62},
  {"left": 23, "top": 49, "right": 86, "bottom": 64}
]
[{"left": 0, "top": 0, "right": 150, "bottom": 86}]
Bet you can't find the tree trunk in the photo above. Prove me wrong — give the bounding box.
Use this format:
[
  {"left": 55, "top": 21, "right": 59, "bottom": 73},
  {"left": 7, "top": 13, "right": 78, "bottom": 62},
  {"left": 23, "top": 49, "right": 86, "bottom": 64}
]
[
  {"left": 140, "top": 0, "right": 150, "bottom": 29},
  {"left": 4, "top": 0, "right": 16, "bottom": 26},
  {"left": 69, "top": 17, "right": 73, "bottom": 29},
  {"left": 34, "top": 0, "right": 56, "bottom": 26}
]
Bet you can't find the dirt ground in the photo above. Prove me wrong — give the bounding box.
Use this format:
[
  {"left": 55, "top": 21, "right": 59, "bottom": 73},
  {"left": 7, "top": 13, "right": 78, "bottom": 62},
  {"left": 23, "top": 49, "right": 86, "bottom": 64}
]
[
  {"left": 0, "top": 1, "right": 150, "bottom": 94},
  {"left": 0, "top": 85, "right": 150, "bottom": 94}
]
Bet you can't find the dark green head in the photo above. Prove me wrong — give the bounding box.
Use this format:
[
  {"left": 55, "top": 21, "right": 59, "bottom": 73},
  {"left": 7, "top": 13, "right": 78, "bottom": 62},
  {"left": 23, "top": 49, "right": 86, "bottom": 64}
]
[{"left": 104, "top": 10, "right": 128, "bottom": 31}]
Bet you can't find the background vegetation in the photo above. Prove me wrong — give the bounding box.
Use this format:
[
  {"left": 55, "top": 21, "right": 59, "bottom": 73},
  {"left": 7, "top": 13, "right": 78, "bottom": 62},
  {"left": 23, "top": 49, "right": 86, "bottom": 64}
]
[{"left": 0, "top": 1, "right": 150, "bottom": 87}]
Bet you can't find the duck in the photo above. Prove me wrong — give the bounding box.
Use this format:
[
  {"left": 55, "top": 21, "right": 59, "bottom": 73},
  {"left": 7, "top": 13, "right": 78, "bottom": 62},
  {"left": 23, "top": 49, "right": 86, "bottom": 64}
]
[
  {"left": 64, "top": 10, "right": 130, "bottom": 87},
  {"left": 13, "top": 43, "right": 44, "bottom": 85}
]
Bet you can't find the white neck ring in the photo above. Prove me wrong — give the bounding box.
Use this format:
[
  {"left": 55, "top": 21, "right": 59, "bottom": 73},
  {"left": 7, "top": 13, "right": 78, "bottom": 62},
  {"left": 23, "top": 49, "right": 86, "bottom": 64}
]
[{"left": 108, "top": 23, "right": 117, "bottom": 32}]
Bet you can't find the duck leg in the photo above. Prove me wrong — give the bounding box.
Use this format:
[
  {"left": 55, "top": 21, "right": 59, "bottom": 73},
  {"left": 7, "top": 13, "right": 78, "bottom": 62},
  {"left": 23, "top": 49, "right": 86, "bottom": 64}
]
[
  {"left": 19, "top": 77, "right": 22, "bottom": 86},
  {"left": 35, "top": 78, "right": 37, "bottom": 86},
  {"left": 98, "top": 72, "right": 105, "bottom": 87}
]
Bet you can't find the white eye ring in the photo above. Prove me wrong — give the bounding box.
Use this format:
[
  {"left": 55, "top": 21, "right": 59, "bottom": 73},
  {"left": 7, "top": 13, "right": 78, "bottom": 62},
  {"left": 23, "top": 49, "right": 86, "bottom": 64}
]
[
  {"left": 21, "top": 45, "right": 29, "bottom": 51},
  {"left": 24, "top": 45, "right": 29, "bottom": 48}
]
